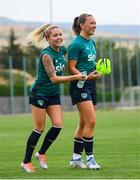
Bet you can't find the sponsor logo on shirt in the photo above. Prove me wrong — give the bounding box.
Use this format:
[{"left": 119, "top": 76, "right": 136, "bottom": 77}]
[
  {"left": 55, "top": 63, "right": 65, "bottom": 72},
  {"left": 87, "top": 53, "right": 96, "bottom": 62}
]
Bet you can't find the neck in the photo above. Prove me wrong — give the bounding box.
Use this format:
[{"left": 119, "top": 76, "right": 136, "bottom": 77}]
[
  {"left": 50, "top": 45, "right": 60, "bottom": 52},
  {"left": 80, "top": 32, "right": 90, "bottom": 40}
]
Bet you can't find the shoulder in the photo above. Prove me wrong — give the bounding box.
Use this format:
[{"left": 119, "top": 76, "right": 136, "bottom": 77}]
[
  {"left": 40, "top": 47, "right": 50, "bottom": 56},
  {"left": 91, "top": 39, "right": 96, "bottom": 47},
  {"left": 40, "top": 47, "right": 53, "bottom": 60},
  {"left": 68, "top": 38, "right": 82, "bottom": 50},
  {"left": 92, "top": 39, "right": 96, "bottom": 46}
]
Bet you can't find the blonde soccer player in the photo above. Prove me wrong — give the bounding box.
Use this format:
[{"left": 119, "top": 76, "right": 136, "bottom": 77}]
[{"left": 20, "top": 24, "right": 86, "bottom": 173}]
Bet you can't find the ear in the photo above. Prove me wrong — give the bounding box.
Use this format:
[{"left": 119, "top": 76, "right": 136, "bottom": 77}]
[
  {"left": 80, "top": 23, "right": 85, "bottom": 30},
  {"left": 46, "top": 36, "right": 49, "bottom": 41},
  {"left": 45, "top": 34, "right": 50, "bottom": 42},
  {"left": 45, "top": 30, "right": 49, "bottom": 41}
]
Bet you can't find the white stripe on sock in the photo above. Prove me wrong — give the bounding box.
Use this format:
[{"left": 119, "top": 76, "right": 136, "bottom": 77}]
[
  {"left": 83, "top": 138, "right": 93, "bottom": 142},
  {"left": 74, "top": 139, "right": 84, "bottom": 143},
  {"left": 33, "top": 129, "right": 42, "bottom": 134}
]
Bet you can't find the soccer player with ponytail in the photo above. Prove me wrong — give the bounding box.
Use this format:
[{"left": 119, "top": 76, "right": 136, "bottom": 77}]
[
  {"left": 20, "top": 24, "right": 86, "bottom": 173},
  {"left": 68, "top": 13, "right": 102, "bottom": 170}
]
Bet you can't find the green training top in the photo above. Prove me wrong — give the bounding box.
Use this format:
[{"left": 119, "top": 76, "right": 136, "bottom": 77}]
[
  {"left": 68, "top": 35, "right": 96, "bottom": 74},
  {"left": 30, "top": 46, "right": 66, "bottom": 96}
]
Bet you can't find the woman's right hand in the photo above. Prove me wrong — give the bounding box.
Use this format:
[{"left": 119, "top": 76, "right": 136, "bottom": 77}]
[{"left": 75, "top": 73, "right": 87, "bottom": 81}]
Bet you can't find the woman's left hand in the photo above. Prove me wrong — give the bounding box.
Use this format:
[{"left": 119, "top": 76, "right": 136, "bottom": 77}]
[{"left": 87, "top": 70, "right": 102, "bottom": 80}]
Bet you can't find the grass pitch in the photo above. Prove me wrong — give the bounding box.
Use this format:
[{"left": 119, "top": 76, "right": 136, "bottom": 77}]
[{"left": 0, "top": 110, "right": 140, "bottom": 179}]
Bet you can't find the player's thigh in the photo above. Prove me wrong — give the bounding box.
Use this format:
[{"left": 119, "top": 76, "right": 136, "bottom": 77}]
[
  {"left": 31, "top": 105, "right": 46, "bottom": 131},
  {"left": 77, "top": 101, "right": 96, "bottom": 124},
  {"left": 46, "top": 105, "right": 63, "bottom": 127}
]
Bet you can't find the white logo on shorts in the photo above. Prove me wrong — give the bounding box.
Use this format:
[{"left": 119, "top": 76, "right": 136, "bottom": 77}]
[
  {"left": 81, "top": 93, "right": 88, "bottom": 99},
  {"left": 37, "top": 100, "right": 44, "bottom": 106}
]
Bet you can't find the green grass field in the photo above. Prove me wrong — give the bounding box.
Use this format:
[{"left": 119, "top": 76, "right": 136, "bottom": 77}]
[{"left": 0, "top": 110, "right": 140, "bottom": 179}]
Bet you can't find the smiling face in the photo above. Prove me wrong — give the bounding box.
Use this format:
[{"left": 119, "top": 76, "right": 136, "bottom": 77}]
[
  {"left": 80, "top": 16, "right": 96, "bottom": 36},
  {"left": 47, "top": 27, "right": 64, "bottom": 49}
]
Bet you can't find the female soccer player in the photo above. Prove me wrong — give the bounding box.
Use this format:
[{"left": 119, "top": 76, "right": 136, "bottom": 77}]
[
  {"left": 20, "top": 24, "right": 86, "bottom": 173},
  {"left": 68, "top": 13, "right": 102, "bottom": 170}
]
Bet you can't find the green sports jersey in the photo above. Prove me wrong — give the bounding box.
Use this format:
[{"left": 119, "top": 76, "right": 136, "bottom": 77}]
[
  {"left": 68, "top": 35, "right": 96, "bottom": 74},
  {"left": 30, "top": 46, "right": 66, "bottom": 96}
]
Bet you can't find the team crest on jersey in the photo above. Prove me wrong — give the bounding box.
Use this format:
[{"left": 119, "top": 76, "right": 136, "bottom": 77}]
[
  {"left": 37, "top": 100, "right": 44, "bottom": 106},
  {"left": 81, "top": 93, "right": 88, "bottom": 99}
]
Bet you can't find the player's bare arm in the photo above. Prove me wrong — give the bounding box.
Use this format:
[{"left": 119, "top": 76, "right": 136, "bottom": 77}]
[
  {"left": 68, "top": 60, "right": 81, "bottom": 75},
  {"left": 42, "top": 54, "right": 56, "bottom": 78},
  {"left": 42, "top": 54, "right": 86, "bottom": 84}
]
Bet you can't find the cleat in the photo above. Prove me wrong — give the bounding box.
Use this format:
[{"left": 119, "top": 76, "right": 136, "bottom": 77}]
[
  {"left": 86, "top": 157, "right": 101, "bottom": 170},
  {"left": 35, "top": 152, "right": 48, "bottom": 169},
  {"left": 69, "top": 158, "right": 87, "bottom": 169},
  {"left": 20, "top": 162, "right": 34, "bottom": 173}
]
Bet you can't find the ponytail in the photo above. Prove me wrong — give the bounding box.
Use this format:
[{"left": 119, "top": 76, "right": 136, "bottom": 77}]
[
  {"left": 27, "top": 24, "right": 58, "bottom": 43},
  {"left": 72, "top": 16, "right": 80, "bottom": 35}
]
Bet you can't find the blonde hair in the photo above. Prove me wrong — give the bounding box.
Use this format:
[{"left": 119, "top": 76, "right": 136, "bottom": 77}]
[{"left": 27, "top": 23, "right": 59, "bottom": 43}]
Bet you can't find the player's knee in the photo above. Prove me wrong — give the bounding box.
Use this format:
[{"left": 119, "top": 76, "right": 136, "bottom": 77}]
[
  {"left": 34, "top": 122, "right": 45, "bottom": 132},
  {"left": 86, "top": 119, "right": 96, "bottom": 129}
]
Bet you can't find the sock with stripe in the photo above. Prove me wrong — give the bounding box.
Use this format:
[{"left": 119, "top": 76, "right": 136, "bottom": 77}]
[
  {"left": 83, "top": 136, "right": 94, "bottom": 161},
  {"left": 23, "top": 129, "right": 42, "bottom": 163},
  {"left": 39, "top": 126, "right": 62, "bottom": 154},
  {"left": 72, "top": 138, "right": 84, "bottom": 160}
]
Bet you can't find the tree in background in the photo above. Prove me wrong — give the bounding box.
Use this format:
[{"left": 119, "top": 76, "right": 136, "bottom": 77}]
[
  {"left": 0, "top": 28, "right": 23, "bottom": 69},
  {"left": 0, "top": 30, "right": 139, "bottom": 98},
  {"left": 23, "top": 42, "right": 41, "bottom": 76}
]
